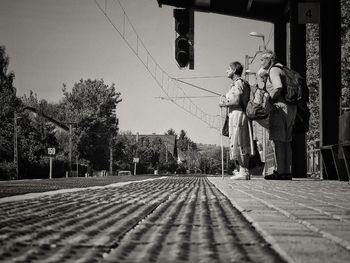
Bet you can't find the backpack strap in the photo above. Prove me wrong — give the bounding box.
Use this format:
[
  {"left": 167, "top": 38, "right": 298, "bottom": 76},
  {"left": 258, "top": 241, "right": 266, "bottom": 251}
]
[
  {"left": 267, "top": 64, "right": 284, "bottom": 84},
  {"left": 234, "top": 77, "right": 250, "bottom": 111}
]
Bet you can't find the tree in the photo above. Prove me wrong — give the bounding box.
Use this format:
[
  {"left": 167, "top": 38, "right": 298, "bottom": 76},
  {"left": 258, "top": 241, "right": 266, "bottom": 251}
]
[
  {"left": 0, "top": 46, "right": 20, "bottom": 164},
  {"left": 165, "top": 128, "right": 176, "bottom": 136},
  {"left": 15, "top": 91, "right": 60, "bottom": 178},
  {"left": 176, "top": 129, "right": 197, "bottom": 170},
  {"left": 177, "top": 129, "right": 197, "bottom": 152},
  {"left": 198, "top": 146, "right": 222, "bottom": 174},
  {"left": 61, "top": 79, "right": 121, "bottom": 170}
]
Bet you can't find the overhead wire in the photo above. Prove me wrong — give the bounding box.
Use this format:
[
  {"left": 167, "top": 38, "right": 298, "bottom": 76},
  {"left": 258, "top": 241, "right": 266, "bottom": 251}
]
[
  {"left": 174, "top": 75, "right": 226, "bottom": 80},
  {"left": 94, "top": 0, "right": 223, "bottom": 131},
  {"left": 173, "top": 79, "right": 223, "bottom": 96},
  {"left": 265, "top": 24, "right": 274, "bottom": 49}
]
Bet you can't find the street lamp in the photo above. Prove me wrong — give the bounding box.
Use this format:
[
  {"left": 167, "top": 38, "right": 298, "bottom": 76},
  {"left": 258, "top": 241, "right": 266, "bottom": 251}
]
[{"left": 249, "top": 31, "right": 266, "bottom": 51}]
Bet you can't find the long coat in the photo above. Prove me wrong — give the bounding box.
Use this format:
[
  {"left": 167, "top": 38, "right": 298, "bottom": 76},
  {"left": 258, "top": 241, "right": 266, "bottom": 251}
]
[{"left": 225, "top": 78, "right": 254, "bottom": 160}]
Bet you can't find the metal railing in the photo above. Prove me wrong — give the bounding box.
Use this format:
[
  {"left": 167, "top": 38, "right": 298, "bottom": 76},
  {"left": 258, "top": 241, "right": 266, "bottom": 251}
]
[{"left": 307, "top": 139, "right": 321, "bottom": 177}]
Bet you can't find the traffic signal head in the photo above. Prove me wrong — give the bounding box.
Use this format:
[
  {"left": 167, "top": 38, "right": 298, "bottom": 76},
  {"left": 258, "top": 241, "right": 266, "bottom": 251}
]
[
  {"left": 173, "top": 8, "right": 194, "bottom": 69},
  {"left": 175, "top": 37, "right": 190, "bottom": 67}
]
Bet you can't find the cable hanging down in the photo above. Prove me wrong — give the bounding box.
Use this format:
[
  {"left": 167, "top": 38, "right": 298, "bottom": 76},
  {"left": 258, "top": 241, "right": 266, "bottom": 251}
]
[{"left": 94, "top": 0, "right": 223, "bottom": 131}]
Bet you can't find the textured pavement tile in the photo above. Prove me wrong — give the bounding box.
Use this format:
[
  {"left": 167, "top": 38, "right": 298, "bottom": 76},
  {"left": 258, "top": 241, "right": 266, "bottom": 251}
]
[{"left": 209, "top": 178, "right": 350, "bottom": 263}]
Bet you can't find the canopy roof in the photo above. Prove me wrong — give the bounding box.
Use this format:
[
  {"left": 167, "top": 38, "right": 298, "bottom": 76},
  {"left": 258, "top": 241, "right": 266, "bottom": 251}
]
[{"left": 157, "top": 0, "right": 290, "bottom": 22}]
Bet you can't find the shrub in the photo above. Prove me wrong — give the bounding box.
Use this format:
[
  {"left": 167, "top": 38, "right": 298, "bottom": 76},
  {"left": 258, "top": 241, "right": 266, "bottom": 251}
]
[{"left": 0, "top": 162, "right": 17, "bottom": 180}]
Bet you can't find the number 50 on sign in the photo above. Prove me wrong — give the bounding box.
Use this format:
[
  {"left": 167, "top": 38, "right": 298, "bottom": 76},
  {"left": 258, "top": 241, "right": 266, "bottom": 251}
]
[{"left": 48, "top": 147, "right": 56, "bottom": 156}]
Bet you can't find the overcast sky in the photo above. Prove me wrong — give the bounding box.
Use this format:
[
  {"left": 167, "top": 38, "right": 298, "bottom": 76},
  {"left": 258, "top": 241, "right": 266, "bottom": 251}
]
[{"left": 0, "top": 0, "right": 272, "bottom": 145}]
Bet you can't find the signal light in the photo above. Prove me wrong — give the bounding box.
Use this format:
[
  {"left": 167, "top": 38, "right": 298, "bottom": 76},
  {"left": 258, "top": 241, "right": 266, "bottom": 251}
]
[{"left": 173, "top": 8, "right": 194, "bottom": 69}]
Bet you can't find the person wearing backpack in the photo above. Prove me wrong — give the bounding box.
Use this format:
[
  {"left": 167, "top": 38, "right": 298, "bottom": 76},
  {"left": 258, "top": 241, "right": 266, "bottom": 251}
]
[
  {"left": 219, "top": 61, "right": 254, "bottom": 180},
  {"left": 260, "top": 50, "right": 297, "bottom": 180}
]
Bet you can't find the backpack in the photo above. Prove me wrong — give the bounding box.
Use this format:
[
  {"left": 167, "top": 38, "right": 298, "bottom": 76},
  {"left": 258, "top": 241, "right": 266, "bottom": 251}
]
[
  {"left": 271, "top": 65, "right": 303, "bottom": 104},
  {"left": 246, "top": 84, "right": 272, "bottom": 120},
  {"left": 271, "top": 65, "right": 311, "bottom": 133}
]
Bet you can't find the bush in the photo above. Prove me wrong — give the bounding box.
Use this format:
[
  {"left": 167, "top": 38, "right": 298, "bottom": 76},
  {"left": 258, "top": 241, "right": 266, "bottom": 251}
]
[
  {"left": 176, "top": 164, "right": 186, "bottom": 174},
  {"left": 0, "top": 162, "right": 17, "bottom": 180}
]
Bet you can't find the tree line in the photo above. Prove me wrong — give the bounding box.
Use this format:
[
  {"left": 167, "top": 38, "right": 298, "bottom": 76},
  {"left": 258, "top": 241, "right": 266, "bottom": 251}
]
[
  {"left": 0, "top": 46, "right": 228, "bottom": 179},
  {"left": 4, "top": 0, "right": 350, "bottom": 179}
]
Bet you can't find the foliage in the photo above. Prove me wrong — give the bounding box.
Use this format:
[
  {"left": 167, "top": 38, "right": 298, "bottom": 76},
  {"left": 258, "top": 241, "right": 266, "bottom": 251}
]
[
  {"left": 17, "top": 92, "right": 59, "bottom": 178},
  {"left": 0, "top": 162, "right": 16, "bottom": 180},
  {"left": 0, "top": 46, "right": 20, "bottom": 163},
  {"left": 304, "top": 0, "right": 350, "bottom": 146},
  {"left": 306, "top": 24, "right": 320, "bottom": 143},
  {"left": 177, "top": 130, "right": 197, "bottom": 152},
  {"left": 341, "top": 0, "right": 350, "bottom": 108},
  {"left": 197, "top": 144, "right": 229, "bottom": 174},
  {"left": 61, "top": 79, "right": 121, "bottom": 170},
  {"left": 165, "top": 128, "right": 176, "bottom": 136}
]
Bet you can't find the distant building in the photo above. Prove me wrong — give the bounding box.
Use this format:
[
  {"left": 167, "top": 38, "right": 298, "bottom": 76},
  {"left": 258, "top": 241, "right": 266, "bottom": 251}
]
[{"left": 125, "top": 134, "right": 177, "bottom": 158}]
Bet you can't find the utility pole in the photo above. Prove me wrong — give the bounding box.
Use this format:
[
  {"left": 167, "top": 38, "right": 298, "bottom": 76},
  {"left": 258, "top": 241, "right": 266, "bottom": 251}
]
[
  {"left": 13, "top": 111, "right": 18, "bottom": 179},
  {"left": 134, "top": 133, "right": 139, "bottom": 176},
  {"left": 109, "top": 136, "right": 113, "bottom": 176},
  {"left": 69, "top": 124, "right": 72, "bottom": 176},
  {"left": 187, "top": 143, "right": 190, "bottom": 172},
  {"left": 76, "top": 156, "right": 79, "bottom": 177},
  {"left": 165, "top": 143, "right": 168, "bottom": 163}
]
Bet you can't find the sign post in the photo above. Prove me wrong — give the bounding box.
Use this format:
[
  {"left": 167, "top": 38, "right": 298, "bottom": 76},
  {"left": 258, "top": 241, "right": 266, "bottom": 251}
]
[
  {"left": 133, "top": 157, "right": 139, "bottom": 175},
  {"left": 47, "top": 147, "right": 56, "bottom": 179}
]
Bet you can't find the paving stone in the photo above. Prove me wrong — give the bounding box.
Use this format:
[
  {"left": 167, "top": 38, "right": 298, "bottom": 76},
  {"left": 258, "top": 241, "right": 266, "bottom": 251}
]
[{"left": 209, "top": 177, "right": 350, "bottom": 263}]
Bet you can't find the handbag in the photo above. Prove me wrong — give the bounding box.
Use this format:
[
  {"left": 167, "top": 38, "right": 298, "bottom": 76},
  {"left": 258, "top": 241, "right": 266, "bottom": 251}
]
[
  {"left": 245, "top": 84, "right": 272, "bottom": 120},
  {"left": 222, "top": 114, "right": 229, "bottom": 137},
  {"left": 222, "top": 106, "right": 229, "bottom": 137}
]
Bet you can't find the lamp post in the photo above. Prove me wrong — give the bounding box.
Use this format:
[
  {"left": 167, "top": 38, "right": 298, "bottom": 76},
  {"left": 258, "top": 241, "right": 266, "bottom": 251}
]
[
  {"left": 110, "top": 98, "right": 122, "bottom": 176},
  {"left": 244, "top": 69, "right": 257, "bottom": 83}
]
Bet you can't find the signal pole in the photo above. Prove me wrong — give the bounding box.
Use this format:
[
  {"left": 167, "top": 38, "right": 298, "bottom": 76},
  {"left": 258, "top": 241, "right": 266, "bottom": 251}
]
[{"left": 109, "top": 136, "right": 113, "bottom": 176}]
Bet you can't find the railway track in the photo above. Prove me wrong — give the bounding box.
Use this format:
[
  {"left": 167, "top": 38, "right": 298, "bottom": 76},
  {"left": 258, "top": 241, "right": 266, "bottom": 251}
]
[{"left": 0, "top": 176, "right": 285, "bottom": 262}]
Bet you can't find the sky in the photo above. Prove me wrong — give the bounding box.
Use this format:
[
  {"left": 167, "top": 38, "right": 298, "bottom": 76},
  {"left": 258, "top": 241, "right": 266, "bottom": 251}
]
[{"left": 0, "top": 0, "right": 273, "bottom": 145}]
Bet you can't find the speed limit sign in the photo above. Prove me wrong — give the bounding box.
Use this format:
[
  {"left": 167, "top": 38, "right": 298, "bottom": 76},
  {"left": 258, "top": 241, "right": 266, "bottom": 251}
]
[{"left": 48, "top": 147, "right": 56, "bottom": 156}]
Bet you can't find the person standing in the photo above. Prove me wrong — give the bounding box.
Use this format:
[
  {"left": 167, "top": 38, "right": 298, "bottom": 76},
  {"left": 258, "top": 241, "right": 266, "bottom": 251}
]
[
  {"left": 260, "top": 50, "right": 297, "bottom": 180},
  {"left": 220, "top": 61, "right": 253, "bottom": 180}
]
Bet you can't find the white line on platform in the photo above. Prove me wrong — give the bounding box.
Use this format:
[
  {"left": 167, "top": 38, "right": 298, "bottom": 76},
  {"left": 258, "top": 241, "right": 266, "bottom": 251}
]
[{"left": 0, "top": 177, "right": 167, "bottom": 204}]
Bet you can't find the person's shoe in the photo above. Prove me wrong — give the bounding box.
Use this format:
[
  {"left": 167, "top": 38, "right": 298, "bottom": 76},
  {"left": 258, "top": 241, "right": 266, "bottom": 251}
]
[
  {"left": 230, "top": 170, "right": 250, "bottom": 180},
  {"left": 264, "top": 170, "right": 284, "bottom": 180},
  {"left": 282, "top": 173, "right": 292, "bottom": 180}
]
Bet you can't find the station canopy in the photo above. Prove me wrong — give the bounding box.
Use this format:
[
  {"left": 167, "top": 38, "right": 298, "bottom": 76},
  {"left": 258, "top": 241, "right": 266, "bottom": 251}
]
[{"left": 157, "top": 0, "right": 290, "bottom": 22}]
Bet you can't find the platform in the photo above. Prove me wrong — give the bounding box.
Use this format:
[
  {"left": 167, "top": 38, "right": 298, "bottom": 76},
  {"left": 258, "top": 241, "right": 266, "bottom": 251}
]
[{"left": 0, "top": 175, "right": 349, "bottom": 262}]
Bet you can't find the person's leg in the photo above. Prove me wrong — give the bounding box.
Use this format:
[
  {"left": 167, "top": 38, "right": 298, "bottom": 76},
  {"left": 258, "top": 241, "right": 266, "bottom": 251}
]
[
  {"left": 284, "top": 141, "right": 292, "bottom": 176},
  {"left": 231, "top": 154, "right": 250, "bottom": 180},
  {"left": 274, "top": 141, "right": 286, "bottom": 174},
  {"left": 241, "top": 154, "right": 251, "bottom": 180},
  {"left": 265, "top": 141, "right": 293, "bottom": 180}
]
